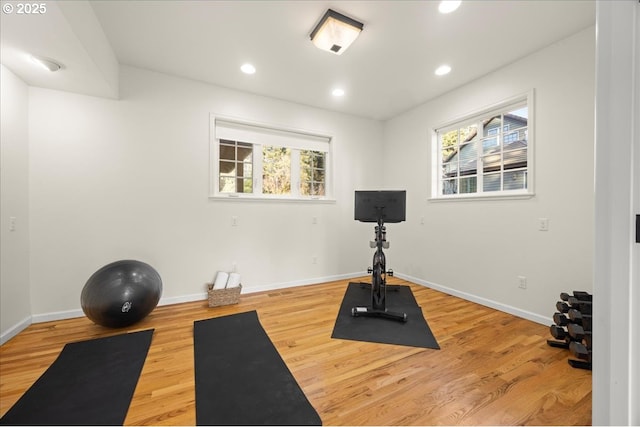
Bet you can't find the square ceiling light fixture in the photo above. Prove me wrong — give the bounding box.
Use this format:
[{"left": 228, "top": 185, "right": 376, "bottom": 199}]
[{"left": 310, "top": 9, "right": 364, "bottom": 55}]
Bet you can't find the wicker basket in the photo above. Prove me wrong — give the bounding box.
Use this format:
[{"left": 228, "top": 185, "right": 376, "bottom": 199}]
[{"left": 207, "top": 284, "right": 242, "bottom": 307}]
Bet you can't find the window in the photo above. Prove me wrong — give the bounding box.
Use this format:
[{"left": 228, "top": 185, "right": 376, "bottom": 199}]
[
  {"left": 434, "top": 92, "right": 533, "bottom": 199},
  {"left": 262, "top": 146, "right": 291, "bottom": 195},
  {"left": 211, "top": 117, "right": 332, "bottom": 200},
  {"left": 219, "top": 140, "right": 253, "bottom": 193},
  {"left": 300, "top": 150, "right": 326, "bottom": 196}
]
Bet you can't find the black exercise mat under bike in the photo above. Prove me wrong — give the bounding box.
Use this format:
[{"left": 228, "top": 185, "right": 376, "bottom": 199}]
[
  {"left": 193, "top": 311, "right": 322, "bottom": 426},
  {"left": 331, "top": 282, "right": 440, "bottom": 349},
  {"left": 0, "top": 329, "right": 153, "bottom": 426}
]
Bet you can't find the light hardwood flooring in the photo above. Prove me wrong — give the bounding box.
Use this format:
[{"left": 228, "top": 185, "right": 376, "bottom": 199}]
[{"left": 0, "top": 277, "right": 592, "bottom": 425}]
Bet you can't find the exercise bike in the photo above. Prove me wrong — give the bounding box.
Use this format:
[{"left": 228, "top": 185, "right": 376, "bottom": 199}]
[{"left": 351, "top": 191, "right": 408, "bottom": 323}]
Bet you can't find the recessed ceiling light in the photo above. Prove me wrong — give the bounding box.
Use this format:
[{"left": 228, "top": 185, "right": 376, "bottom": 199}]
[
  {"left": 438, "top": 1, "right": 461, "bottom": 14},
  {"left": 240, "top": 63, "right": 256, "bottom": 75},
  {"left": 30, "top": 55, "right": 62, "bottom": 72},
  {"left": 435, "top": 65, "right": 452, "bottom": 76},
  {"left": 332, "top": 88, "right": 345, "bottom": 97}
]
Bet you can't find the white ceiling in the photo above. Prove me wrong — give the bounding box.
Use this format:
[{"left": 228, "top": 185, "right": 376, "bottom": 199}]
[{"left": 1, "top": 1, "right": 595, "bottom": 120}]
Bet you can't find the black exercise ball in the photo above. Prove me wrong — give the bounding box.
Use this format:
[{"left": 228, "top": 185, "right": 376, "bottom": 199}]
[{"left": 81, "top": 260, "right": 162, "bottom": 328}]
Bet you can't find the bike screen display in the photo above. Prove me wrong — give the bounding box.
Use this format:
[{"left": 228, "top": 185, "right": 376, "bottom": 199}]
[{"left": 354, "top": 190, "right": 406, "bottom": 223}]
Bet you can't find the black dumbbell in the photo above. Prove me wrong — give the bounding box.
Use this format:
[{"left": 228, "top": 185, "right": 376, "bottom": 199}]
[
  {"left": 567, "top": 323, "right": 592, "bottom": 342},
  {"left": 550, "top": 324, "right": 567, "bottom": 340},
  {"left": 568, "top": 297, "right": 592, "bottom": 314},
  {"left": 547, "top": 324, "right": 571, "bottom": 349},
  {"left": 560, "top": 291, "right": 592, "bottom": 302},
  {"left": 569, "top": 341, "right": 592, "bottom": 362},
  {"left": 553, "top": 312, "right": 571, "bottom": 326},
  {"left": 556, "top": 301, "right": 570, "bottom": 313},
  {"left": 573, "top": 291, "right": 592, "bottom": 302},
  {"left": 548, "top": 324, "right": 582, "bottom": 349},
  {"left": 568, "top": 308, "right": 592, "bottom": 330},
  {"left": 549, "top": 324, "right": 582, "bottom": 341},
  {"left": 568, "top": 341, "right": 592, "bottom": 370}
]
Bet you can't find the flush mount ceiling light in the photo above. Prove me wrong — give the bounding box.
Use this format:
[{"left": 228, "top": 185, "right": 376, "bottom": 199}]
[
  {"left": 310, "top": 9, "right": 363, "bottom": 55},
  {"left": 30, "top": 55, "right": 62, "bottom": 72},
  {"left": 439, "top": 0, "right": 461, "bottom": 14},
  {"left": 332, "top": 88, "right": 345, "bottom": 97}
]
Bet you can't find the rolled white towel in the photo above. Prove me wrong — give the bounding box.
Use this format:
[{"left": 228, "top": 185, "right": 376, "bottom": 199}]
[
  {"left": 213, "top": 271, "right": 229, "bottom": 290},
  {"left": 226, "top": 273, "right": 241, "bottom": 288}
]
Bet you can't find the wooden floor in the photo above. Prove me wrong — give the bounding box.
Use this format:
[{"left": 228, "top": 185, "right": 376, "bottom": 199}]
[{"left": 0, "top": 277, "right": 591, "bottom": 425}]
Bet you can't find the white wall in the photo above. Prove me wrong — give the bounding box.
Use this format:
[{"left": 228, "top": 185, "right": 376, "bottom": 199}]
[
  {"left": 0, "top": 65, "right": 32, "bottom": 344},
  {"left": 26, "top": 65, "right": 382, "bottom": 317},
  {"left": 382, "top": 27, "right": 595, "bottom": 323}
]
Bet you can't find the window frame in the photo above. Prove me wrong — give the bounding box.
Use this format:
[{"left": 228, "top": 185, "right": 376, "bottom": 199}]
[
  {"left": 430, "top": 91, "right": 535, "bottom": 201},
  {"left": 209, "top": 115, "right": 334, "bottom": 202}
]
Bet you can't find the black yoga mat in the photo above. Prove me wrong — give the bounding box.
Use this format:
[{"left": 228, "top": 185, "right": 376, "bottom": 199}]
[
  {"left": 331, "top": 282, "right": 440, "bottom": 349},
  {"left": 194, "top": 311, "right": 321, "bottom": 426},
  {"left": 0, "top": 329, "right": 153, "bottom": 426}
]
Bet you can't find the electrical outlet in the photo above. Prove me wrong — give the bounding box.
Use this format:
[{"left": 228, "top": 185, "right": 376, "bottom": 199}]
[
  {"left": 232, "top": 262, "right": 237, "bottom": 273},
  {"left": 312, "top": 216, "right": 318, "bottom": 225},
  {"left": 518, "top": 276, "right": 527, "bottom": 289},
  {"left": 538, "top": 218, "right": 549, "bottom": 231},
  {"left": 232, "top": 216, "right": 238, "bottom": 226},
  {"left": 9, "top": 217, "right": 16, "bottom": 232},
  {"left": 312, "top": 256, "right": 317, "bottom": 264}
]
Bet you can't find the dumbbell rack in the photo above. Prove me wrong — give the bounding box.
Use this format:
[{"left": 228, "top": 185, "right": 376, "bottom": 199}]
[{"left": 547, "top": 291, "right": 592, "bottom": 370}]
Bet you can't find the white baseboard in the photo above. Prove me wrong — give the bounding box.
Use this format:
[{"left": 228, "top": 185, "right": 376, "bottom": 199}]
[
  {"left": 1, "top": 315, "right": 32, "bottom": 346},
  {"left": 158, "top": 293, "right": 207, "bottom": 306},
  {"left": 242, "top": 272, "right": 363, "bottom": 294},
  {"left": 394, "top": 272, "right": 550, "bottom": 326},
  {"left": 158, "top": 271, "right": 365, "bottom": 304},
  {"left": 32, "top": 308, "right": 84, "bottom": 324}
]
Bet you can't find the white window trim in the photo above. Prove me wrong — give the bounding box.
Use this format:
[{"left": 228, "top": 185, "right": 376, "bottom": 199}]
[
  {"left": 209, "top": 114, "right": 335, "bottom": 202},
  {"left": 429, "top": 90, "right": 535, "bottom": 201}
]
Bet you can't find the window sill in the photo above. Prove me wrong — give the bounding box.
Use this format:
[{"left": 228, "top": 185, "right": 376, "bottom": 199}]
[
  {"left": 209, "top": 194, "right": 336, "bottom": 204},
  {"left": 428, "top": 191, "right": 535, "bottom": 202}
]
